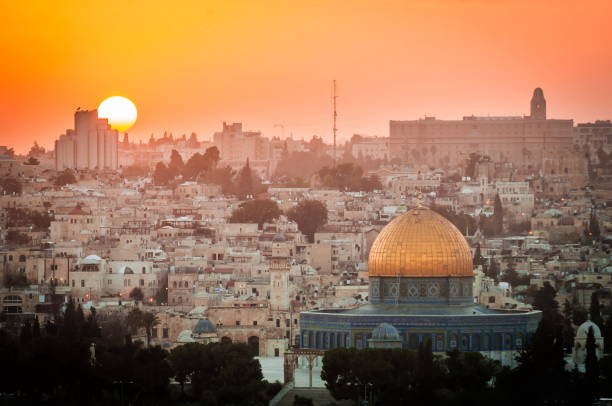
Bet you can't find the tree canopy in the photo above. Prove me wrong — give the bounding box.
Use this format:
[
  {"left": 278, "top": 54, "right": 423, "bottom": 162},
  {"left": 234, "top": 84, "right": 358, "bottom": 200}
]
[
  {"left": 287, "top": 199, "right": 328, "bottom": 242},
  {"left": 229, "top": 199, "right": 282, "bottom": 229}
]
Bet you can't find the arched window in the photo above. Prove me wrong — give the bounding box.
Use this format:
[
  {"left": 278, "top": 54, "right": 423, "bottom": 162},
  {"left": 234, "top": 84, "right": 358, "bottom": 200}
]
[
  {"left": 173, "top": 281, "right": 177, "bottom": 288},
  {"left": 19, "top": 255, "right": 26, "bottom": 262},
  {"left": 3, "top": 295, "right": 22, "bottom": 304}
]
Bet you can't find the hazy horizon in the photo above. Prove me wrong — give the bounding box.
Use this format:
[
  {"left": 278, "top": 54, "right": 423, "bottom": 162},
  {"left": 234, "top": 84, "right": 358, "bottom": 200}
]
[{"left": 2, "top": 0, "right": 612, "bottom": 154}]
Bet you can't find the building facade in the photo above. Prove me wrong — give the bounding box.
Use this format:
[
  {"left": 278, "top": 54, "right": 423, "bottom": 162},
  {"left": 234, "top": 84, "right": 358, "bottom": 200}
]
[
  {"left": 388, "top": 88, "right": 573, "bottom": 168},
  {"left": 299, "top": 206, "right": 541, "bottom": 365},
  {"left": 55, "top": 110, "right": 119, "bottom": 170}
]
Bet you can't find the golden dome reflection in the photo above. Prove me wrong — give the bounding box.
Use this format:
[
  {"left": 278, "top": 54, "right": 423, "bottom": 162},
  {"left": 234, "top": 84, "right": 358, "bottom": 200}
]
[{"left": 368, "top": 207, "right": 473, "bottom": 278}]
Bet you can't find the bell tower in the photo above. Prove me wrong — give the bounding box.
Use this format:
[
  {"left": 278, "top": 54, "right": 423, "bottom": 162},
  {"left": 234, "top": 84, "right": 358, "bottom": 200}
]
[{"left": 530, "top": 87, "right": 546, "bottom": 120}]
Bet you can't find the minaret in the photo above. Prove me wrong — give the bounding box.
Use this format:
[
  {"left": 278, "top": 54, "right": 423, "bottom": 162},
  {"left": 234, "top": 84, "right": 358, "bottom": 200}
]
[
  {"left": 530, "top": 87, "right": 546, "bottom": 120},
  {"left": 269, "top": 236, "right": 290, "bottom": 312}
]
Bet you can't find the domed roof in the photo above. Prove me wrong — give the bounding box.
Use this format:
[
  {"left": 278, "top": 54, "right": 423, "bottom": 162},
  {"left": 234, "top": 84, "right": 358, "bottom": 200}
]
[
  {"left": 371, "top": 323, "right": 400, "bottom": 341},
  {"left": 192, "top": 319, "right": 216, "bottom": 334},
  {"left": 576, "top": 320, "right": 602, "bottom": 338},
  {"left": 368, "top": 207, "right": 473, "bottom": 278},
  {"left": 82, "top": 254, "right": 102, "bottom": 265}
]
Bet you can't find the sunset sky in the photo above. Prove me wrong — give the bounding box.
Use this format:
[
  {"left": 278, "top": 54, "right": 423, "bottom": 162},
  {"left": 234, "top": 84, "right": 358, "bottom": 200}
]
[{"left": 1, "top": 0, "right": 611, "bottom": 154}]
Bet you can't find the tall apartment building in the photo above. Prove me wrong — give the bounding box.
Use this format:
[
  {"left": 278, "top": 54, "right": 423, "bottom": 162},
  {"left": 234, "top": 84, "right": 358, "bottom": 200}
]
[
  {"left": 55, "top": 109, "right": 118, "bottom": 170},
  {"left": 213, "top": 122, "right": 270, "bottom": 162},
  {"left": 389, "top": 88, "right": 573, "bottom": 168}
]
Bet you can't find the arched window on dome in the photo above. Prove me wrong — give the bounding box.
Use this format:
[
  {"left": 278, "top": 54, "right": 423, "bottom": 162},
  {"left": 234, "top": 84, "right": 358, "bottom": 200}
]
[{"left": 516, "top": 332, "right": 524, "bottom": 349}]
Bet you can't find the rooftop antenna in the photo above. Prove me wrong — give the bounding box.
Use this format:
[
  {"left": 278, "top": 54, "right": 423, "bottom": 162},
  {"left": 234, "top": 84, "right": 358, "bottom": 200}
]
[{"left": 332, "top": 80, "right": 338, "bottom": 168}]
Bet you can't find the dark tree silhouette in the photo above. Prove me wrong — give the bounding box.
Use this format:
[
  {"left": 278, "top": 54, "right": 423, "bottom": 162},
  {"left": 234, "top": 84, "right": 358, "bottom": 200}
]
[
  {"left": 229, "top": 199, "right": 282, "bottom": 229},
  {"left": 287, "top": 199, "right": 328, "bottom": 243}
]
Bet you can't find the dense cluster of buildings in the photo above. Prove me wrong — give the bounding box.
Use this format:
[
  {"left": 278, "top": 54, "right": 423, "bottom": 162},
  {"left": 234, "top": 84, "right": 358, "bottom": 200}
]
[{"left": 1, "top": 87, "right": 610, "bottom": 377}]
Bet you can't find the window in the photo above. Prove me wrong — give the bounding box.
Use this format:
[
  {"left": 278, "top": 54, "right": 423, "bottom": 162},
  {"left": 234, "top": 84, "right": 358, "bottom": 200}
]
[
  {"left": 274, "top": 348, "right": 280, "bottom": 357},
  {"left": 162, "top": 328, "right": 169, "bottom": 338},
  {"left": 81, "top": 280, "right": 85, "bottom": 288},
  {"left": 140, "top": 279, "right": 144, "bottom": 286},
  {"left": 236, "top": 320, "right": 241, "bottom": 326},
  {"left": 72, "top": 280, "right": 75, "bottom": 287},
  {"left": 3, "top": 295, "right": 22, "bottom": 304},
  {"left": 253, "top": 320, "right": 258, "bottom": 326},
  {"left": 276, "top": 319, "right": 280, "bottom": 328},
  {"left": 152, "top": 328, "right": 158, "bottom": 338}
]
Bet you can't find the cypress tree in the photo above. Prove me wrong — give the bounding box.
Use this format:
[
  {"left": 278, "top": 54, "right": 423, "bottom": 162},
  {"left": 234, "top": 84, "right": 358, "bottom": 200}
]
[
  {"left": 19, "top": 320, "right": 32, "bottom": 344},
  {"left": 493, "top": 194, "right": 504, "bottom": 235},
  {"left": 237, "top": 158, "right": 253, "bottom": 199},
  {"left": 585, "top": 327, "right": 600, "bottom": 401},
  {"left": 32, "top": 317, "right": 41, "bottom": 338},
  {"left": 473, "top": 243, "right": 485, "bottom": 266},
  {"left": 62, "top": 299, "right": 77, "bottom": 340}
]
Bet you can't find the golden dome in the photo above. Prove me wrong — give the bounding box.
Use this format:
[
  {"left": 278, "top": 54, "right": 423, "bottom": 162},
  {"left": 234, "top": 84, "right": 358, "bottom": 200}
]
[{"left": 368, "top": 207, "right": 473, "bottom": 278}]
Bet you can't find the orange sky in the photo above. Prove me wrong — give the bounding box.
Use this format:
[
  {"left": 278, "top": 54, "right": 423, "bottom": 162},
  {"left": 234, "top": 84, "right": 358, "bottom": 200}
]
[{"left": 1, "top": 0, "right": 612, "bottom": 154}]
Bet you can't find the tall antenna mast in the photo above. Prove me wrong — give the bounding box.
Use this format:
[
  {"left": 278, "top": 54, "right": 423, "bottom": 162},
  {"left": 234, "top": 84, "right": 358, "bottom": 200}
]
[{"left": 332, "top": 79, "right": 338, "bottom": 168}]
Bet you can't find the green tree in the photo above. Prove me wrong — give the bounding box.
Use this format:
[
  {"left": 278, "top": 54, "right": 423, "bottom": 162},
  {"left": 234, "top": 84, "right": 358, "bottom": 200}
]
[
  {"left": 153, "top": 162, "right": 173, "bottom": 186},
  {"left": 28, "top": 141, "right": 46, "bottom": 156},
  {"left": 237, "top": 158, "right": 254, "bottom": 199},
  {"left": 20, "top": 320, "right": 32, "bottom": 345},
  {"left": 287, "top": 199, "right": 328, "bottom": 243},
  {"left": 0, "top": 178, "right": 22, "bottom": 195},
  {"left": 24, "top": 156, "right": 40, "bottom": 165},
  {"left": 129, "top": 287, "right": 144, "bottom": 302},
  {"left": 492, "top": 194, "right": 504, "bottom": 235},
  {"left": 473, "top": 243, "right": 485, "bottom": 266},
  {"left": 169, "top": 342, "right": 202, "bottom": 394},
  {"left": 126, "top": 308, "right": 144, "bottom": 335},
  {"left": 54, "top": 169, "right": 77, "bottom": 187},
  {"left": 585, "top": 326, "right": 600, "bottom": 402},
  {"left": 141, "top": 312, "right": 159, "bottom": 347},
  {"left": 229, "top": 199, "right": 282, "bottom": 229}
]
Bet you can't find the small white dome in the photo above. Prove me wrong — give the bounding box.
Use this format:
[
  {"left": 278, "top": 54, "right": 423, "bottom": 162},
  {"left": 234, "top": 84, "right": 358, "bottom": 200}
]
[{"left": 82, "top": 254, "right": 102, "bottom": 265}]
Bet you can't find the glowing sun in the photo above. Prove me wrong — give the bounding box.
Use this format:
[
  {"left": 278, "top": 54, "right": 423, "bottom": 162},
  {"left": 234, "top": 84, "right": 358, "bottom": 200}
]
[{"left": 98, "top": 96, "right": 138, "bottom": 132}]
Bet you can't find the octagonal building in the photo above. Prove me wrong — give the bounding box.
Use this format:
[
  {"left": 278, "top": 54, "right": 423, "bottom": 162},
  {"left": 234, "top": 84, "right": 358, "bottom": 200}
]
[{"left": 299, "top": 206, "right": 541, "bottom": 365}]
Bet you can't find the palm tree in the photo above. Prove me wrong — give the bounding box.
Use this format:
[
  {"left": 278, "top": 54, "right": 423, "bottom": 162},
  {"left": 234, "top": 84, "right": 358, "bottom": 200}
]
[{"left": 141, "top": 311, "right": 159, "bottom": 347}]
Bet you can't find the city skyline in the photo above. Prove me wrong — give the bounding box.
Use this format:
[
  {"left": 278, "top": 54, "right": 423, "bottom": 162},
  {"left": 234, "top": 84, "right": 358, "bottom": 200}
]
[{"left": 2, "top": 0, "right": 612, "bottom": 154}]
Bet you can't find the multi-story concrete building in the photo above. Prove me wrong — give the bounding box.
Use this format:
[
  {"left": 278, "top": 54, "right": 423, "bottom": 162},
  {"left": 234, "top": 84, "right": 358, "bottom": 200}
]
[
  {"left": 389, "top": 88, "right": 573, "bottom": 168},
  {"left": 55, "top": 109, "right": 119, "bottom": 170},
  {"left": 351, "top": 136, "right": 389, "bottom": 160}
]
